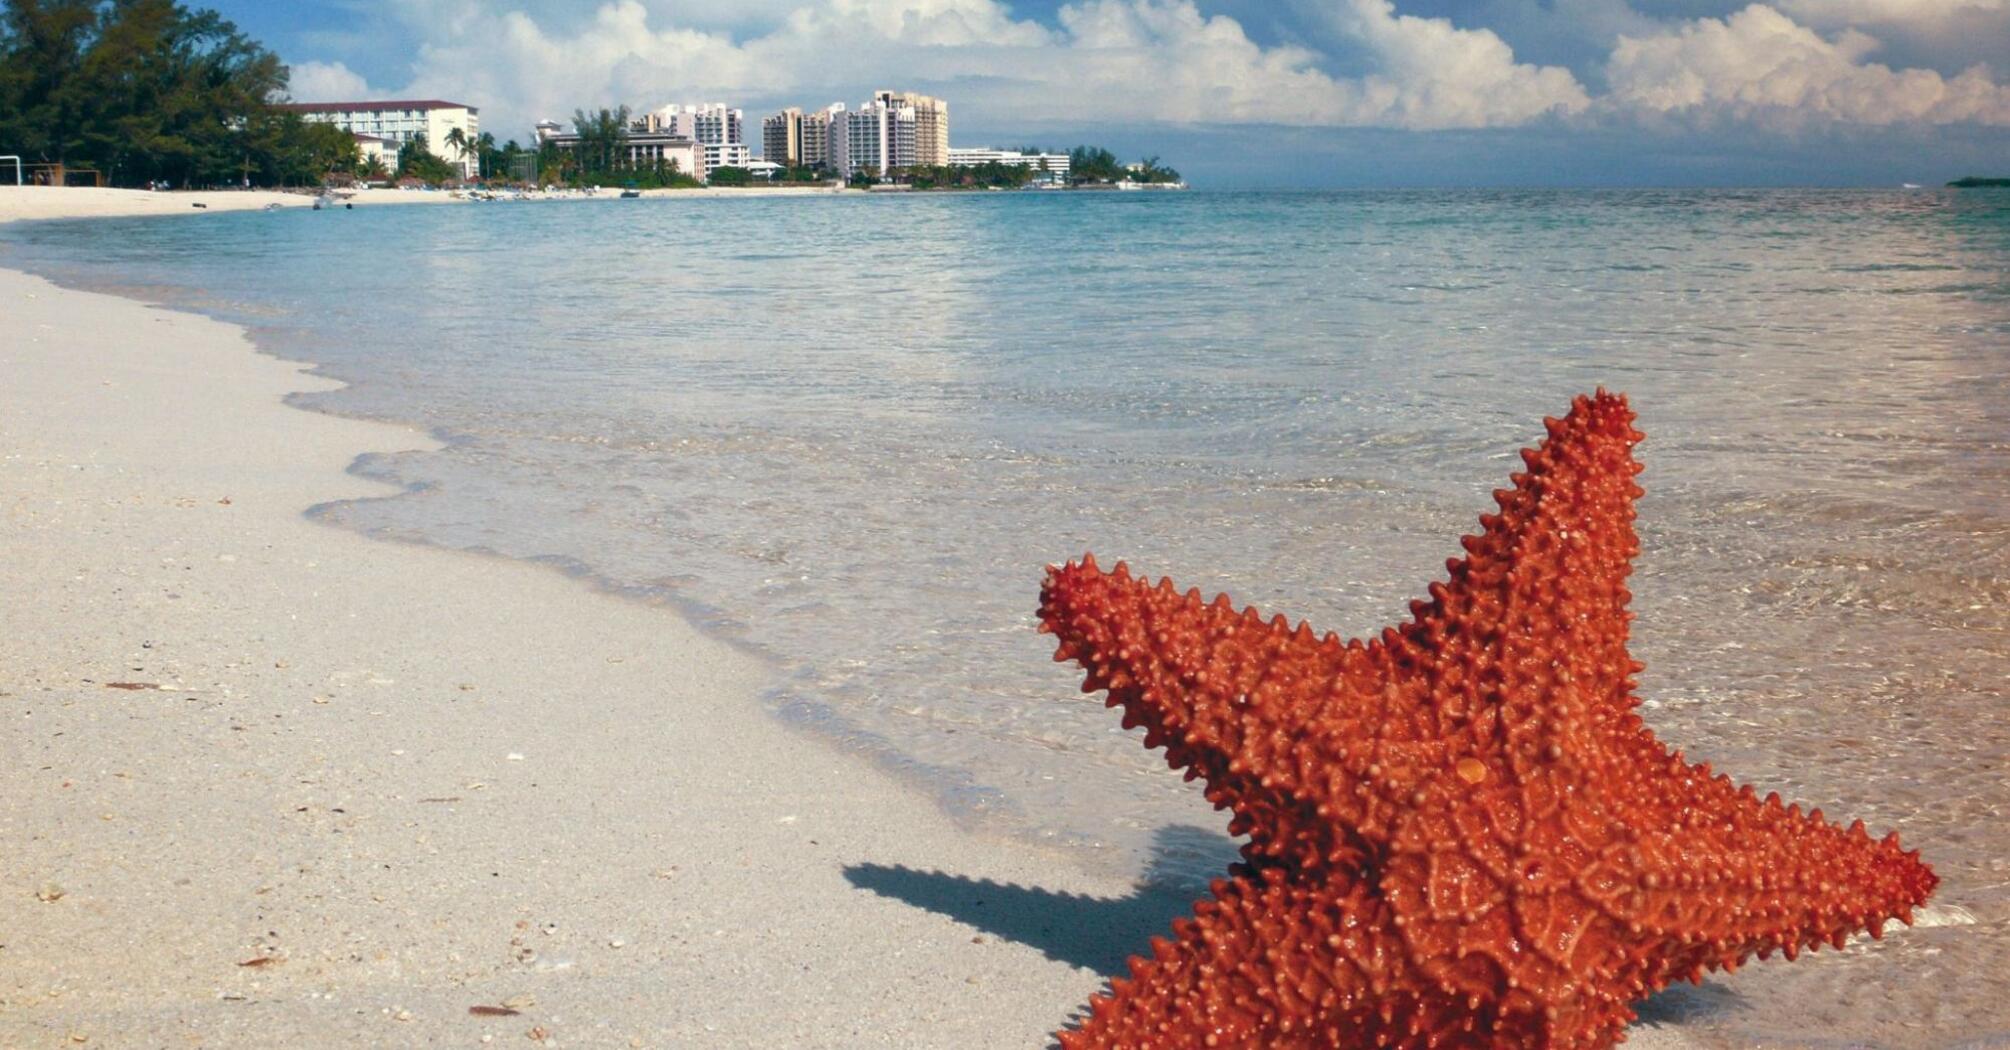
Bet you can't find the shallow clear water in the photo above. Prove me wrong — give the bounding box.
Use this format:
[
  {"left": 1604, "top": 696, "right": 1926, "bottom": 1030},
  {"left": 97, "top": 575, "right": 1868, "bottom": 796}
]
[{"left": 5, "top": 189, "right": 2008, "bottom": 1045}]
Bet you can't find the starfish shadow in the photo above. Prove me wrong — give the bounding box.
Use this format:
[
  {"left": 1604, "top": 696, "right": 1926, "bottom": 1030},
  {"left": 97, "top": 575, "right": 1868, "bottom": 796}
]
[
  {"left": 843, "top": 824, "right": 1240, "bottom": 975},
  {"left": 1634, "top": 980, "right": 1749, "bottom": 1027},
  {"left": 847, "top": 823, "right": 1750, "bottom": 1030}
]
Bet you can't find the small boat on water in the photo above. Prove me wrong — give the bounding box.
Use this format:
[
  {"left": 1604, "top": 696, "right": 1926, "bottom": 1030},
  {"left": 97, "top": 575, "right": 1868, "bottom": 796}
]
[{"left": 620, "top": 187, "right": 643, "bottom": 199}]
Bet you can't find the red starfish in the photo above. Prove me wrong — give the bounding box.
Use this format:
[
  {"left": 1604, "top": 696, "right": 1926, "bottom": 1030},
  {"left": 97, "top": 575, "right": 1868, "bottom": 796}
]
[{"left": 1039, "top": 391, "right": 1936, "bottom": 1049}]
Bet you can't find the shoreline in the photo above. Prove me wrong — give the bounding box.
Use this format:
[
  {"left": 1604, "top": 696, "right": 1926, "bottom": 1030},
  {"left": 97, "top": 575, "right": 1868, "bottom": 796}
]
[{"left": 0, "top": 207, "right": 1711, "bottom": 1047}]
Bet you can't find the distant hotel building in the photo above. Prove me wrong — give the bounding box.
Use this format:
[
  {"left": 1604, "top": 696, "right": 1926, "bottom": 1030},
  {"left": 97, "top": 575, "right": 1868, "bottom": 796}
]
[
  {"left": 764, "top": 106, "right": 850, "bottom": 171},
  {"left": 648, "top": 103, "right": 750, "bottom": 171},
  {"left": 702, "top": 142, "right": 753, "bottom": 172},
  {"left": 650, "top": 103, "right": 743, "bottom": 149},
  {"left": 536, "top": 89, "right": 984, "bottom": 184},
  {"left": 762, "top": 108, "right": 803, "bottom": 167},
  {"left": 276, "top": 99, "right": 479, "bottom": 178},
  {"left": 763, "top": 93, "right": 940, "bottom": 179},
  {"left": 872, "top": 90, "right": 948, "bottom": 167},
  {"left": 830, "top": 98, "right": 916, "bottom": 180},
  {"left": 800, "top": 104, "right": 842, "bottom": 170},
  {"left": 949, "top": 147, "right": 1070, "bottom": 183}
]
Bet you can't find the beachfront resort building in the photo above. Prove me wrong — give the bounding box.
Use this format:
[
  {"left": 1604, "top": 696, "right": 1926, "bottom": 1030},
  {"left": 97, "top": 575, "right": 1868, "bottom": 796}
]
[
  {"left": 277, "top": 99, "right": 480, "bottom": 179},
  {"left": 949, "top": 147, "right": 1070, "bottom": 183}
]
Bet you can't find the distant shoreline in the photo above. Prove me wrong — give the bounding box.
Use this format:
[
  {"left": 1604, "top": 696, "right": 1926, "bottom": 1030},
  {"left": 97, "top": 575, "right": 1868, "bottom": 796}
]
[{"left": 12, "top": 184, "right": 1980, "bottom": 229}]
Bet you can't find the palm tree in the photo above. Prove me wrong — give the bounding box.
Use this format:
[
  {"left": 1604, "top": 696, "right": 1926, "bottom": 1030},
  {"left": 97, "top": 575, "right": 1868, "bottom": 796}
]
[
  {"left": 474, "top": 131, "right": 497, "bottom": 179},
  {"left": 443, "top": 126, "right": 472, "bottom": 176},
  {"left": 601, "top": 106, "right": 631, "bottom": 171},
  {"left": 570, "top": 107, "right": 632, "bottom": 177}
]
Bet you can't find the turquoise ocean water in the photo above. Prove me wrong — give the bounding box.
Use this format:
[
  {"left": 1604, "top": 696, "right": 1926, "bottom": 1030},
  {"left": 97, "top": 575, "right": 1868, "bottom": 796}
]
[{"left": 5, "top": 189, "right": 2007, "bottom": 1044}]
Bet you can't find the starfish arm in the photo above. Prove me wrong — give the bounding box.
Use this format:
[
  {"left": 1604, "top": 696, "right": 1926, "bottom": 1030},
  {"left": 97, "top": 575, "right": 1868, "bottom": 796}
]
[
  {"left": 1588, "top": 740, "right": 1939, "bottom": 985},
  {"left": 1040, "top": 556, "right": 1405, "bottom": 873},
  {"left": 1378, "top": 747, "right": 1936, "bottom": 1022},
  {"left": 1060, "top": 871, "right": 1419, "bottom": 1050},
  {"left": 1397, "top": 390, "right": 1649, "bottom": 742},
  {"left": 1060, "top": 869, "right": 1633, "bottom": 1050}
]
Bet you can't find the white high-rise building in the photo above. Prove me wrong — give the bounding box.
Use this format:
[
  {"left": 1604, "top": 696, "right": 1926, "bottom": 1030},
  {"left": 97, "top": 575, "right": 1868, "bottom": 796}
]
[
  {"left": 704, "top": 142, "right": 753, "bottom": 171},
  {"left": 650, "top": 103, "right": 743, "bottom": 147},
  {"left": 762, "top": 108, "right": 803, "bottom": 167},
  {"left": 830, "top": 98, "right": 916, "bottom": 181},
  {"left": 801, "top": 103, "right": 843, "bottom": 171},
  {"left": 872, "top": 90, "right": 948, "bottom": 167}
]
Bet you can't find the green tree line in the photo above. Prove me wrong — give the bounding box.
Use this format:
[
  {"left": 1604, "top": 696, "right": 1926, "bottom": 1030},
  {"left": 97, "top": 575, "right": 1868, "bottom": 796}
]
[
  {"left": 898, "top": 160, "right": 1039, "bottom": 190},
  {"left": 853, "top": 147, "right": 1179, "bottom": 189},
  {"left": 528, "top": 106, "right": 702, "bottom": 189},
  {"left": 0, "top": 0, "right": 398, "bottom": 188},
  {"left": 1066, "top": 146, "right": 1181, "bottom": 185}
]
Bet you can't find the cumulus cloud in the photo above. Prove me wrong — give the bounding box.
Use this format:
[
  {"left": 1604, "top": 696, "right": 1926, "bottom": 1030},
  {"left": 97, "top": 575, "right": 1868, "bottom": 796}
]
[
  {"left": 1304, "top": 0, "right": 1592, "bottom": 128},
  {"left": 287, "top": 60, "right": 377, "bottom": 101},
  {"left": 1776, "top": 0, "right": 2005, "bottom": 25},
  {"left": 353, "top": 0, "right": 1585, "bottom": 138},
  {"left": 301, "top": 0, "right": 2010, "bottom": 142},
  {"left": 1608, "top": 5, "right": 2010, "bottom": 126},
  {"left": 1606, "top": 4, "right": 2010, "bottom": 126},
  {"left": 1770, "top": 0, "right": 2010, "bottom": 78},
  {"left": 1035, "top": 0, "right": 1584, "bottom": 127}
]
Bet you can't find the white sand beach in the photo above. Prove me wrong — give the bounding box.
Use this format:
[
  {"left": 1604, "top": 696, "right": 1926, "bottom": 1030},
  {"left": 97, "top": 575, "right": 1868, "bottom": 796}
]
[
  {"left": 0, "top": 185, "right": 465, "bottom": 221},
  {"left": 0, "top": 199, "right": 1712, "bottom": 1048},
  {"left": 0, "top": 183, "right": 857, "bottom": 226}
]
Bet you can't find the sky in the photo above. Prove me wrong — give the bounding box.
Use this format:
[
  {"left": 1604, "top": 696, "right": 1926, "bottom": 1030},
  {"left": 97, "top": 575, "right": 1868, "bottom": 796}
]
[{"left": 206, "top": 0, "right": 2009, "bottom": 187}]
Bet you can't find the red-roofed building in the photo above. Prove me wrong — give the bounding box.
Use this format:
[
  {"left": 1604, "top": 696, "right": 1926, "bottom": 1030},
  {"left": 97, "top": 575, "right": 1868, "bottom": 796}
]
[{"left": 276, "top": 99, "right": 479, "bottom": 178}]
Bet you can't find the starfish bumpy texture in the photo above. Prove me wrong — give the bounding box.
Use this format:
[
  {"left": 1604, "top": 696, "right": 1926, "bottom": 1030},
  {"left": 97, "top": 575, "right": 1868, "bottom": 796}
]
[{"left": 1038, "top": 392, "right": 1936, "bottom": 1049}]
